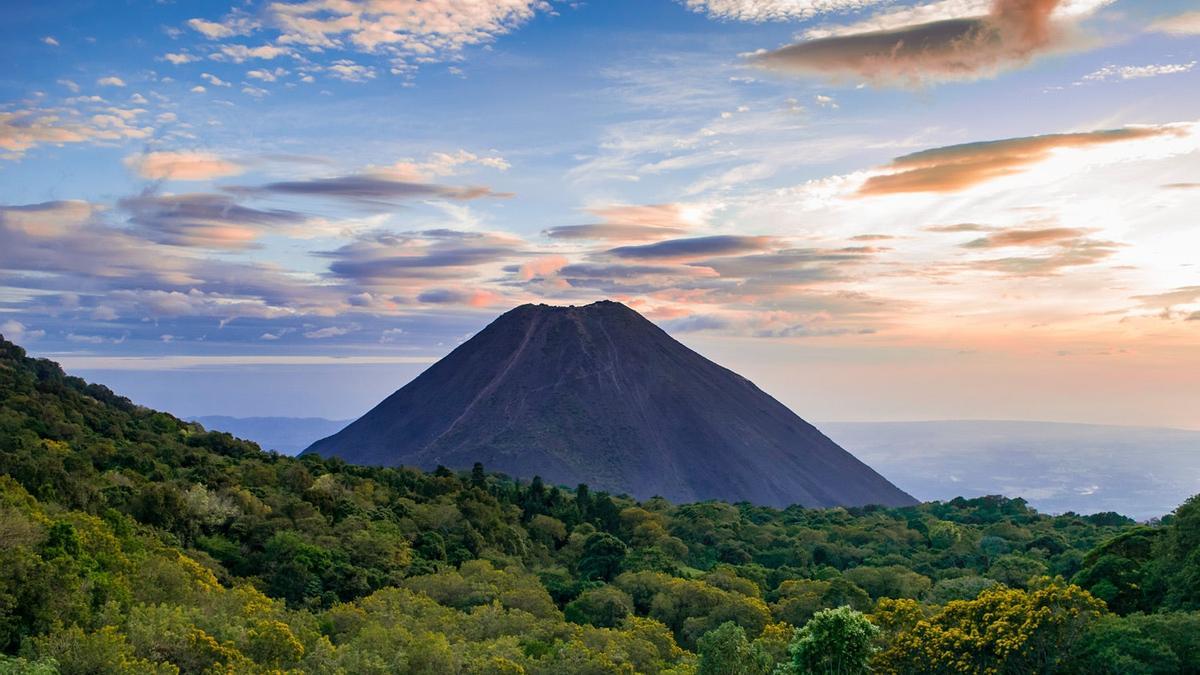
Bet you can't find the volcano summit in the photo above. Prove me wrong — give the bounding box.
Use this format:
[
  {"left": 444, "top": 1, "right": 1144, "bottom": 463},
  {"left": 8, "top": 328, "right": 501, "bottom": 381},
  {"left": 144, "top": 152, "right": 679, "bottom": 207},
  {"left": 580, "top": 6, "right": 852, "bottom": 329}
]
[{"left": 304, "top": 301, "right": 914, "bottom": 508}]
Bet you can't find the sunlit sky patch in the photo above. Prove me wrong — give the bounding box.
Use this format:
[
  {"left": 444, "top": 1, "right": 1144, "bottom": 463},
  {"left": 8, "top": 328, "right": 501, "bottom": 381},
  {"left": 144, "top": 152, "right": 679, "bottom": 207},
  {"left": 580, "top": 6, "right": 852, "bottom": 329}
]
[{"left": 1, "top": 0, "right": 1197, "bottom": 427}]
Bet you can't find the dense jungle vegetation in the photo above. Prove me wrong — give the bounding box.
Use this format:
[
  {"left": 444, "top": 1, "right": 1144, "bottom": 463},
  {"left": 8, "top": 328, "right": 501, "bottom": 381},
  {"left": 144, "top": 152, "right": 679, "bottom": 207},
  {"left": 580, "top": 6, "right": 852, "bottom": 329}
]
[{"left": 1, "top": 335, "right": 1198, "bottom": 674}]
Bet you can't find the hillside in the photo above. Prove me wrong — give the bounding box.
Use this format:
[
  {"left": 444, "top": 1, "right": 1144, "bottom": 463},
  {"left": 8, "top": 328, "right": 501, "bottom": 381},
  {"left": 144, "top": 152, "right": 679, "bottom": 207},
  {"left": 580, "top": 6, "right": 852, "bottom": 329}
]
[
  {"left": 2, "top": 334, "right": 1200, "bottom": 673},
  {"left": 305, "top": 301, "right": 914, "bottom": 509}
]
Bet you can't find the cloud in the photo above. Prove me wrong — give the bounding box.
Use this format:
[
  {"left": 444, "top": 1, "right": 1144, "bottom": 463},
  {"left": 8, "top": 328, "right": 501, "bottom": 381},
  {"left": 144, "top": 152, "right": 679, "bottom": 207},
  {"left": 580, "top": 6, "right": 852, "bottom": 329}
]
[
  {"left": 67, "top": 332, "right": 125, "bottom": 344},
  {"left": 247, "top": 68, "right": 287, "bottom": 82},
  {"left": 125, "top": 151, "right": 243, "bottom": 181},
  {"left": 213, "top": 44, "right": 292, "bottom": 62},
  {"left": 42, "top": 36, "right": 59, "bottom": 47},
  {"left": 660, "top": 313, "right": 731, "bottom": 333},
  {"left": 815, "top": 94, "right": 839, "bottom": 108},
  {"left": 556, "top": 262, "right": 702, "bottom": 280},
  {"left": 163, "top": 52, "right": 200, "bottom": 65},
  {"left": 1150, "top": 11, "right": 1200, "bottom": 36},
  {"left": 800, "top": 0, "right": 1112, "bottom": 38},
  {"left": 970, "top": 238, "right": 1119, "bottom": 275},
  {"left": 544, "top": 203, "right": 696, "bottom": 241},
  {"left": 118, "top": 192, "right": 305, "bottom": 249},
  {"left": 384, "top": 150, "right": 510, "bottom": 183},
  {"left": 678, "top": 0, "right": 887, "bottom": 21},
  {"left": 1, "top": 320, "right": 45, "bottom": 343},
  {"left": 962, "top": 226, "right": 1089, "bottom": 248},
  {"left": 237, "top": 173, "right": 508, "bottom": 205},
  {"left": 417, "top": 288, "right": 502, "bottom": 307},
  {"left": 320, "top": 229, "right": 524, "bottom": 284},
  {"left": 327, "top": 60, "right": 376, "bottom": 82},
  {"left": 858, "top": 125, "right": 1179, "bottom": 195},
  {"left": 518, "top": 255, "right": 569, "bottom": 280},
  {"left": 0, "top": 200, "right": 351, "bottom": 342},
  {"left": 0, "top": 200, "right": 98, "bottom": 237},
  {"left": 201, "top": 72, "right": 232, "bottom": 87},
  {"left": 751, "top": 0, "right": 1095, "bottom": 86},
  {"left": 98, "top": 76, "right": 127, "bottom": 87},
  {"left": 1081, "top": 61, "right": 1196, "bottom": 82},
  {"left": 304, "top": 324, "right": 359, "bottom": 339},
  {"left": 925, "top": 223, "right": 995, "bottom": 232},
  {"left": 691, "top": 247, "right": 874, "bottom": 280},
  {"left": 267, "top": 0, "right": 551, "bottom": 66},
  {"left": 187, "top": 14, "right": 260, "bottom": 39},
  {"left": 1131, "top": 286, "right": 1200, "bottom": 309},
  {"left": 545, "top": 223, "right": 688, "bottom": 241},
  {"left": 609, "top": 235, "right": 776, "bottom": 260},
  {"left": 0, "top": 106, "right": 153, "bottom": 159}
]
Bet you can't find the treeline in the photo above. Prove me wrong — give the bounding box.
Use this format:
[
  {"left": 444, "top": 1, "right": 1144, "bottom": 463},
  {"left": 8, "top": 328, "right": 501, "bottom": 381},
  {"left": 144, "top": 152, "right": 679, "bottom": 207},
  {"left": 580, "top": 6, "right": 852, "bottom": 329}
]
[{"left": 0, "top": 335, "right": 1198, "bottom": 674}]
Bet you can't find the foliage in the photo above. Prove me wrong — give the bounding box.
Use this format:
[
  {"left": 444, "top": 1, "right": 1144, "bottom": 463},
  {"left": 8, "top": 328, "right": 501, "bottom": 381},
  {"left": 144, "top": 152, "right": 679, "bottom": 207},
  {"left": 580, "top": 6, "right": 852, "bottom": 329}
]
[
  {"left": 695, "top": 621, "right": 771, "bottom": 675},
  {"left": 0, "top": 335, "right": 1197, "bottom": 672},
  {"left": 781, "top": 606, "right": 878, "bottom": 675},
  {"left": 873, "top": 579, "right": 1106, "bottom": 674}
]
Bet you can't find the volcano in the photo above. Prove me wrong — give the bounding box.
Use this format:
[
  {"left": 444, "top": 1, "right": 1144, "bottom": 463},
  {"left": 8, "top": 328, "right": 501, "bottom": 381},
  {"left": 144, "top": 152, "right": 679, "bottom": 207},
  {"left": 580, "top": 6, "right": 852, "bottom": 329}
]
[{"left": 304, "top": 301, "right": 915, "bottom": 508}]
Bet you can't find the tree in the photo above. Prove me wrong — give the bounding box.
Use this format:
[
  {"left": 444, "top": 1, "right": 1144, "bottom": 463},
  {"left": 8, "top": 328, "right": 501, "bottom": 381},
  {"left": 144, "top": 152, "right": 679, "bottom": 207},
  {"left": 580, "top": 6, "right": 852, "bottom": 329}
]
[
  {"left": 1148, "top": 494, "right": 1200, "bottom": 610},
  {"left": 783, "top": 606, "right": 878, "bottom": 675},
  {"left": 564, "top": 585, "right": 634, "bottom": 628},
  {"left": 925, "top": 576, "right": 998, "bottom": 604},
  {"left": 470, "top": 462, "right": 487, "bottom": 490},
  {"left": 696, "top": 621, "right": 771, "bottom": 675},
  {"left": 986, "top": 554, "right": 1048, "bottom": 588},
  {"left": 577, "top": 532, "right": 628, "bottom": 581},
  {"left": 874, "top": 580, "right": 1106, "bottom": 674},
  {"left": 1064, "top": 614, "right": 1181, "bottom": 674}
]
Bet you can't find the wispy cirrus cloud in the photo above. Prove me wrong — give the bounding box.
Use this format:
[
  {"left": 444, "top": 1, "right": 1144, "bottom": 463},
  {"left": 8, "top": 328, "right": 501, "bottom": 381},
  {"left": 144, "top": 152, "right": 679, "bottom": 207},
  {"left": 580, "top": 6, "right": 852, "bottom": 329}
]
[
  {"left": 679, "top": 0, "right": 887, "bottom": 21},
  {"left": 1081, "top": 61, "right": 1196, "bottom": 82},
  {"left": 1149, "top": 10, "right": 1200, "bottom": 36},
  {"left": 968, "top": 238, "right": 1120, "bottom": 275}
]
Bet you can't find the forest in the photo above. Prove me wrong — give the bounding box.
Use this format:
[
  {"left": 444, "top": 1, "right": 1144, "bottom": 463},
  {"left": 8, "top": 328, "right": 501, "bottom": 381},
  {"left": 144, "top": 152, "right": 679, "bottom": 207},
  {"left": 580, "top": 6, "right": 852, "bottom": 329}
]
[{"left": 1, "top": 334, "right": 1198, "bottom": 674}]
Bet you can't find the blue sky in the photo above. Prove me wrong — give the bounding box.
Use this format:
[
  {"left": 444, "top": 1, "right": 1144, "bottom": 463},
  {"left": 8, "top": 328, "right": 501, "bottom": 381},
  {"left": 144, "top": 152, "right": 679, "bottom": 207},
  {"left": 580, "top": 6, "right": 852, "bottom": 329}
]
[{"left": 1, "top": 0, "right": 1198, "bottom": 426}]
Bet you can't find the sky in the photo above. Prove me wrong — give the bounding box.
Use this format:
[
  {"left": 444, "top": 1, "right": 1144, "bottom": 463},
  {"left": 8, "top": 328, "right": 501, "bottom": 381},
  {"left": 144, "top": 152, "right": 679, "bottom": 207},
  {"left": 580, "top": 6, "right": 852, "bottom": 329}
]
[{"left": 1, "top": 0, "right": 1198, "bottom": 428}]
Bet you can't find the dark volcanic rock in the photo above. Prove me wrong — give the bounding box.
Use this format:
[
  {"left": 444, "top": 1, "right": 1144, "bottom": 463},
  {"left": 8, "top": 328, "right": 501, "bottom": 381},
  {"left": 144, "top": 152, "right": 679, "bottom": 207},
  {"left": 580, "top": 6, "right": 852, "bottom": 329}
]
[{"left": 304, "top": 301, "right": 915, "bottom": 508}]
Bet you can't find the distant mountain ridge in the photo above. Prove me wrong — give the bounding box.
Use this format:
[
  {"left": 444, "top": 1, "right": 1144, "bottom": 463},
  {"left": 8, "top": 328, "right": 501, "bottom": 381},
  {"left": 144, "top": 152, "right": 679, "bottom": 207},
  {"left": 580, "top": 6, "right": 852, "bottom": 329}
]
[
  {"left": 189, "top": 416, "right": 349, "bottom": 455},
  {"left": 303, "top": 301, "right": 915, "bottom": 508}
]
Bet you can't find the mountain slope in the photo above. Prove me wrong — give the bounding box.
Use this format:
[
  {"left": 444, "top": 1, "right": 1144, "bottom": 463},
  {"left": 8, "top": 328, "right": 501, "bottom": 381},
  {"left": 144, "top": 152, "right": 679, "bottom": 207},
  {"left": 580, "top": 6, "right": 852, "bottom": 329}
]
[{"left": 305, "top": 301, "right": 915, "bottom": 508}]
